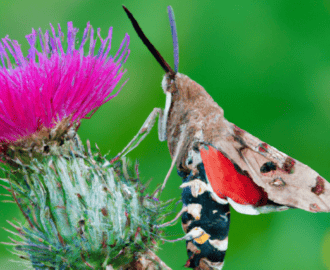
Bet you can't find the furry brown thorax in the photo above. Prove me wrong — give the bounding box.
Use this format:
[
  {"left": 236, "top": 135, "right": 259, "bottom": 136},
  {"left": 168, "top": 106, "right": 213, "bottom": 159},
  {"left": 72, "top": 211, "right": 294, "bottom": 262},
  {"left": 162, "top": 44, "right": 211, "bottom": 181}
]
[{"left": 163, "top": 73, "right": 225, "bottom": 172}]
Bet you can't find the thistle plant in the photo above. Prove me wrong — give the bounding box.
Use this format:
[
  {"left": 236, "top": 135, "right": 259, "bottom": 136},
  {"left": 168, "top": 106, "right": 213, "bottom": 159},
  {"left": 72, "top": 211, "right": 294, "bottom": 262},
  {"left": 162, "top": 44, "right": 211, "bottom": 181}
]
[
  {"left": 0, "top": 21, "right": 129, "bottom": 163},
  {"left": 0, "top": 22, "right": 173, "bottom": 270}
]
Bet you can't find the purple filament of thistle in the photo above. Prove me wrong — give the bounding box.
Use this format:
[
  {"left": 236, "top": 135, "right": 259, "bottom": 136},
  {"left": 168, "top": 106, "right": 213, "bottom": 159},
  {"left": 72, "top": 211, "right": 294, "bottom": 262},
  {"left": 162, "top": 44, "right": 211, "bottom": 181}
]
[{"left": 0, "top": 22, "right": 130, "bottom": 142}]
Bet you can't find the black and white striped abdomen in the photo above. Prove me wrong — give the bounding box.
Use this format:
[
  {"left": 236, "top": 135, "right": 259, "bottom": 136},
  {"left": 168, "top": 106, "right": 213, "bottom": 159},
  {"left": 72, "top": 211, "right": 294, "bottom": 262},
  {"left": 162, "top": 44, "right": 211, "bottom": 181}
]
[{"left": 179, "top": 163, "right": 230, "bottom": 269}]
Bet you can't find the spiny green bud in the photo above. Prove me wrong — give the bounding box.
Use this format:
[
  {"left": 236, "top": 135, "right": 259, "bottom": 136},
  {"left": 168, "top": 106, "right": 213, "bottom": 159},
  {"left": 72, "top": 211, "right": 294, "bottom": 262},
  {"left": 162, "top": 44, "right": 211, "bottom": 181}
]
[{"left": 1, "top": 135, "right": 173, "bottom": 269}]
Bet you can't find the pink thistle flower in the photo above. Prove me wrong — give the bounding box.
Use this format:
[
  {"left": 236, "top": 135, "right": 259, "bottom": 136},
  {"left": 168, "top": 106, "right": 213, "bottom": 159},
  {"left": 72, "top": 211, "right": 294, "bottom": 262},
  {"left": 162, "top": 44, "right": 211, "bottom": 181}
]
[{"left": 0, "top": 22, "right": 129, "bottom": 145}]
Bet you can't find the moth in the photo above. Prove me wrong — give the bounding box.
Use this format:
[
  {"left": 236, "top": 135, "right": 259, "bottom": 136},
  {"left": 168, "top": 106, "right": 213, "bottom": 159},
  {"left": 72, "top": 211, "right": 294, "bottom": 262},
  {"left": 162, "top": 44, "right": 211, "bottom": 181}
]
[{"left": 118, "top": 6, "right": 330, "bottom": 270}]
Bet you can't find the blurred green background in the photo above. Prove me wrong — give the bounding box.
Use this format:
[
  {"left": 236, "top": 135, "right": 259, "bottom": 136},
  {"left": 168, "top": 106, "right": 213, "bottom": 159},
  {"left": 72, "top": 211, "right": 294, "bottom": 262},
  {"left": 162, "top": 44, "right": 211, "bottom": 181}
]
[{"left": 1, "top": 0, "right": 330, "bottom": 269}]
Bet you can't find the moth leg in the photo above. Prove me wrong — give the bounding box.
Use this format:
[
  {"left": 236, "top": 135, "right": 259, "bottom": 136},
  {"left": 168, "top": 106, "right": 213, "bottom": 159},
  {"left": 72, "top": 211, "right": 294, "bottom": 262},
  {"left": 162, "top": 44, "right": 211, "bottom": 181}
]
[
  {"left": 162, "top": 227, "right": 205, "bottom": 242},
  {"left": 180, "top": 179, "right": 228, "bottom": 205},
  {"left": 112, "top": 108, "right": 163, "bottom": 161},
  {"left": 158, "top": 92, "right": 172, "bottom": 142},
  {"left": 156, "top": 200, "right": 204, "bottom": 228},
  {"left": 160, "top": 124, "right": 187, "bottom": 193},
  {"left": 155, "top": 206, "right": 188, "bottom": 228}
]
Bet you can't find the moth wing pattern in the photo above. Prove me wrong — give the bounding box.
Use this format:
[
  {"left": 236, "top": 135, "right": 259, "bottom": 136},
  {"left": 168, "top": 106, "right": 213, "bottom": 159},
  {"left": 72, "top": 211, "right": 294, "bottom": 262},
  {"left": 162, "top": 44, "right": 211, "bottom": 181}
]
[{"left": 209, "top": 120, "right": 330, "bottom": 213}]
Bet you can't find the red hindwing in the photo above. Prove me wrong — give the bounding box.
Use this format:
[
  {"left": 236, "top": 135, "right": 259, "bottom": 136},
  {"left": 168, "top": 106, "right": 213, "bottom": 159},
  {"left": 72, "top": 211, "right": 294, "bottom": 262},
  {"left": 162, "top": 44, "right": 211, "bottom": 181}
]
[{"left": 200, "top": 145, "right": 268, "bottom": 206}]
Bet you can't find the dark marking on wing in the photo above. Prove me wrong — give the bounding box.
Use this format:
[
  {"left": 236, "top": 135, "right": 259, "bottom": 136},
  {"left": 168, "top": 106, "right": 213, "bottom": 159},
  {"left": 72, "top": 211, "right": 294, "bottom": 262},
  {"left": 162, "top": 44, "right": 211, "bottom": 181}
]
[
  {"left": 282, "top": 157, "right": 295, "bottom": 174},
  {"left": 310, "top": 203, "right": 321, "bottom": 212},
  {"left": 269, "top": 177, "right": 286, "bottom": 187},
  {"left": 260, "top": 161, "right": 277, "bottom": 173},
  {"left": 311, "top": 176, "right": 325, "bottom": 196},
  {"left": 233, "top": 135, "right": 247, "bottom": 148},
  {"left": 258, "top": 142, "right": 268, "bottom": 153},
  {"left": 233, "top": 162, "right": 253, "bottom": 178},
  {"left": 233, "top": 125, "right": 245, "bottom": 136},
  {"left": 233, "top": 162, "right": 245, "bottom": 175}
]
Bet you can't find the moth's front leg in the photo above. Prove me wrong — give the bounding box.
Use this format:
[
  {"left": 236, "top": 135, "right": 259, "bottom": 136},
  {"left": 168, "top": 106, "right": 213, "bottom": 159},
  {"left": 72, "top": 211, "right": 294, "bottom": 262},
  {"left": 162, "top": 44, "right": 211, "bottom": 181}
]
[
  {"left": 112, "top": 107, "right": 165, "bottom": 161},
  {"left": 157, "top": 107, "right": 166, "bottom": 142},
  {"left": 158, "top": 92, "right": 172, "bottom": 142}
]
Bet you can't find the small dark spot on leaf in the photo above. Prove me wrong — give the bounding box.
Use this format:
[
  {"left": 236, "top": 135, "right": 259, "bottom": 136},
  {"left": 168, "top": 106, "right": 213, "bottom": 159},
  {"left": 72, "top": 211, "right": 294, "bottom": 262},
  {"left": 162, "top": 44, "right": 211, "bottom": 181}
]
[
  {"left": 282, "top": 157, "right": 295, "bottom": 174},
  {"left": 110, "top": 240, "right": 117, "bottom": 248},
  {"left": 269, "top": 177, "right": 286, "bottom": 187},
  {"left": 311, "top": 176, "right": 325, "bottom": 196},
  {"left": 260, "top": 162, "right": 277, "bottom": 173},
  {"left": 78, "top": 219, "right": 85, "bottom": 226},
  {"left": 101, "top": 208, "right": 108, "bottom": 216}
]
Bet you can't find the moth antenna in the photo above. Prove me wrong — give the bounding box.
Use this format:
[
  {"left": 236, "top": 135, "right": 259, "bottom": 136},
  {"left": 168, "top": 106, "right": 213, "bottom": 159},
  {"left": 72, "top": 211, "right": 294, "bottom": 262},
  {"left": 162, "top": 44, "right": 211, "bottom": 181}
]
[
  {"left": 123, "top": 6, "right": 175, "bottom": 76},
  {"left": 167, "top": 6, "right": 179, "bottom": 73}
]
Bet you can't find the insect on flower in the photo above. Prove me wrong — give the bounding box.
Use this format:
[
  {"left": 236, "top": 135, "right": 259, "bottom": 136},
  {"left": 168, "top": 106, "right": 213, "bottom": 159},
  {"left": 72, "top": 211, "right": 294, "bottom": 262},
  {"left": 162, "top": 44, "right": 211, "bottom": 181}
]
[
  {"left": 119, "top": 6, "right": 330, "bottom": 270},
  {"left": 0, "top": 22, "right": 129, "bottom": 161}
]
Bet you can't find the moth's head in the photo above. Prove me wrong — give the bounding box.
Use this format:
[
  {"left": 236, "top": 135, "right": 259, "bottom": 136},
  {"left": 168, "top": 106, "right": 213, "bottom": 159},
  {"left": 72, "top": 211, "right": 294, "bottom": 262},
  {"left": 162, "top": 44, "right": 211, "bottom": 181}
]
[
  {"left": 162, "top": 72, "right": 207, "bottom": 101},
  {"left": 162, "top": 72, "right": 178, "bottom": 94}
]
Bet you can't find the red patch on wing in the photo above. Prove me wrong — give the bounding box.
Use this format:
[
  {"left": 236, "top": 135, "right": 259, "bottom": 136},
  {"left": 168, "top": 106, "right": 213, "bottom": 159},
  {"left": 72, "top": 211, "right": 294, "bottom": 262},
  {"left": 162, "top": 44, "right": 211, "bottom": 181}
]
[
  {"left": 258, "top": 143, "right": 268, "bottom": 153},
  {"left": 311, "top": 176, "right": 325, "bottom": 196},
  {"left": 282, "top": 157, "right": 295, "bottom": 174},
  {"left": 200, "top": 145, "right": 268, "bottom": 206},
  {"left": 233, "top": 125, "right": 245, "bottom": 136}
]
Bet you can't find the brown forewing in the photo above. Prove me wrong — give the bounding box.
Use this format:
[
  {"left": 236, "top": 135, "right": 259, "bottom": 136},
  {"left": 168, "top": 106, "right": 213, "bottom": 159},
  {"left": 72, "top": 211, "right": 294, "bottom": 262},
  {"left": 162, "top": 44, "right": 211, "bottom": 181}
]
[{"left": 166, "top": 73, "right": 330, "bottom": 212}]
